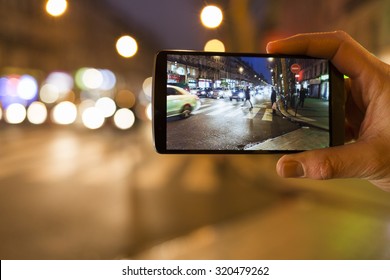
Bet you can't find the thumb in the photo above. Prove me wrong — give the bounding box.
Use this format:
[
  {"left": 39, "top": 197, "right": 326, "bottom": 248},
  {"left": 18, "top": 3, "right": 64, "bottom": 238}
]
[{"left": 276, "top": 142, "right": 375, "bottom": 180}]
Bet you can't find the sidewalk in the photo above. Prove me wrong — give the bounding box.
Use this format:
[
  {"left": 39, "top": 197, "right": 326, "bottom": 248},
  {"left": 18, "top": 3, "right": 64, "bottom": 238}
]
[{"left": 277, "top": 97, "right": 329, "bottom": 131}]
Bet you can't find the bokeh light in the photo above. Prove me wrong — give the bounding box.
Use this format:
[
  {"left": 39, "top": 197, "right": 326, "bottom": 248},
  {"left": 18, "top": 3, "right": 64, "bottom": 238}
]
[
  {"left": 146, "top": 103, "right": 152, "bottom": 121},
  {"left": 82, "top": 107, "right": 105, "bottom": 129},
  {"left": 142, "top": 77, "right": 153, "bottom": 99},
  {"left": 95, "top": 97, "right": 116, "bottom": 118},
  {"left": 27, "top": 101, "right": 48, "bottom": 124},
  {"left": 75, "top": 68, "right": 116, "bottom": 91},
  {"left": 115, "top": 89, "right": 136, "bottom": 108},
  {"left": 99, "top": 69, "right": 116, "bottom": 91},
  {"left": 204, "top": 39, "right": 225, "bottom": 52},
  {"left": 5, "top": 103, "right": 26, "bottom": 124},
  {"left": 40, "top": 84, "right": 59, "bottom": 104},
  {"left": 113, "top": 108, "right": 135, "bottom": 130},
  {"left": 116, "top": 35, "right": 138, "bottom": 58},
  {"left": 0, "top": 75, "right": 38, "bottom": 107},
  {"left": 82, "top": 68, "right": 103, "bottom": 90},
  {"left": 46, "top": 0, "right": 68, "bottom": 17},
  {"left": 200, "top": 5, "right": 223, "bottom": 28},
  {"left": 17, "top": 75, "right": 38, "bottom": 100},
  {"left": 51, "top": 101, "right": 77, "bottom": 125}
]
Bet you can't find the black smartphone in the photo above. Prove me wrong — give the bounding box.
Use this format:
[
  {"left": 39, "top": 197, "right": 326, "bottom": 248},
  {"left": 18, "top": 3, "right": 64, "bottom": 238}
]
[{"left": 153, "top": 50, "right": 344, "bottom": 154}]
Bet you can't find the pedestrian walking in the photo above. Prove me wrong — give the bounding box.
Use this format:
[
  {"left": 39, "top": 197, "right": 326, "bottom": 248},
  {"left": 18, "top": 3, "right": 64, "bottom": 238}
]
[
  {"left": 298, "top": 87, "right": 306, "bottom": 108},
  {"left": 243, "top": 86, "right": 253, "bottom": 109}
]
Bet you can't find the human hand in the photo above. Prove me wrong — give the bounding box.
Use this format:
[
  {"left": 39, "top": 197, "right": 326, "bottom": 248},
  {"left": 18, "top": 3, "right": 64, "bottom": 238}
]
[{"left": 266, "top": 31, "right": 390, "bottom": 192}]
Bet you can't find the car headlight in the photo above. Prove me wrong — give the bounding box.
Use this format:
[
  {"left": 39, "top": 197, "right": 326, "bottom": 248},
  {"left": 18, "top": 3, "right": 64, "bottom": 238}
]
[{"left": 239, "top": 93, "right": 244, "bottom": 98}]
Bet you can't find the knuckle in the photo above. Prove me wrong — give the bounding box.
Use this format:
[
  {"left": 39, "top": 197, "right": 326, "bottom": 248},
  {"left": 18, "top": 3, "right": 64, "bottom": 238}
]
[
  {"left": 333, "top": 30, "right": 349, "bottom": 39},
  {"left": 318, "top": 158, "right": 334, "bottom": 180}
]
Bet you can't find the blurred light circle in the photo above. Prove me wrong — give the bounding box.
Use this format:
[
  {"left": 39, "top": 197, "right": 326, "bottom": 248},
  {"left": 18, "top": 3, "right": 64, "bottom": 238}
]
[
  {"left": 142, "top": 77, "right": 153, "bottom": 98},
  {"left": 145, "top": 103, "right": 152, "bottom": 121},
  {"left": 100, "top": 69, "right": 116, "bottom": 91},
  {"left": 115, "top": 89, "right": 136, "bottom": 108},
  {"left": 27, "top": 101, "right": 48, "bottom": 124},
  {"left": 82, "top": 68, "right": 103, "bottom": 90},
  {"left": 78, "top": 99, "right": 95, "bottom": 112},
  {"left": 116, "top": 35, "right": 138, "bottom": 58},
  {"left": 75, "top": 68, "right": 87, "bottom": 90},
  {"left": 45, "top": 72, "right": 73, "bottom": 95},
  {"left": 95, "top": 97, "right": 116, "bottom": 118},
  {"left": 82, "top": 107, "right": 105, "bottom": 129},
  {"left": 46, "top": 0, "right": 68, "bottom": 17},
  {"left": 52, "top": 101, "right": 77, "bottom": 125},
  {"left": 113, "top": 108, "right": 135, "bottom": 130},
  {"left": 17, "top": 75, "right": 38, "bottom": 100},
  {"left": 5, "top": 103, "right": 26, "bottom": 124},
  {"left": 200, "top": 5, "right": 223, "bottom": 28},
  {"left": 40, "top": 84, "right": 60, "bottom": 104},
  {"left": 204, "top": 39, "right": 225, "bottom": 52}
]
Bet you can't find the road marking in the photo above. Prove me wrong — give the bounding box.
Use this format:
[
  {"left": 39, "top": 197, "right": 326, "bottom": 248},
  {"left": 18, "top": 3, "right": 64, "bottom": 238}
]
[
  {"left": 206, "top": 105, "right": 234, "bottom": 116},
  {"left": 226, "top": 108, "right": 244, "bottom": 117},
  {"left": 244, "top": 107, "right": 261, "bottom": 119},
  {"left": 192, "top": 100, "right": 269, "bottom": 119},
  {"left": 191, "top": 104, "right": 214, "bottom": 114},
  {"left": 262, "top": 109, "right": 273, "bottom": 121}
]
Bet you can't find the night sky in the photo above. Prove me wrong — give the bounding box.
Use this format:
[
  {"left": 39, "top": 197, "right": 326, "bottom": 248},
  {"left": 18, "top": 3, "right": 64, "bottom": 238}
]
[{"left": 240, "top": 57, "right": 271, "bottom": 83}]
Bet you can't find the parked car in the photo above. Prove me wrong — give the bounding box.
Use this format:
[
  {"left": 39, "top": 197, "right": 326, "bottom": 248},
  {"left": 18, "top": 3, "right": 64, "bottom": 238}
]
[{"left": 167, "top": 85, "right": 200, "bottom": 118}]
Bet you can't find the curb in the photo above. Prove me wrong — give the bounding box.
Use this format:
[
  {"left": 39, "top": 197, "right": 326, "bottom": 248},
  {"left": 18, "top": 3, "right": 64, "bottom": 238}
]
[{"left": 276, "top": 101, "right": 329, "bottom": 131}]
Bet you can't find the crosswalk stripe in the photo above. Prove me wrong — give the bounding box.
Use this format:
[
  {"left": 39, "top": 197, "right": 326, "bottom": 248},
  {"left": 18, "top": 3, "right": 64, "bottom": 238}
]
[
  {"left": 192, "top": 104, "right": 213, "bottom": 114},
  {"left": 262, "top": 109, "right": 273, "bottom": 121},
  {"left": 206, "top": 105, "right": 234, "bottom": 116},
  {"left": 192, "top": 100, "right": 270, "bottom": 119},
  {"left": 244, "top": 107, "right": 261, "bottom": 119},
  {"left": 225, "top": 108, "right": 244, "bottom": 117}
]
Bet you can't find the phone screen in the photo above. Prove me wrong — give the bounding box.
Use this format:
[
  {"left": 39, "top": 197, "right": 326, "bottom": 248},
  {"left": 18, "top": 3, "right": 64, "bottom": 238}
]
[{"left": 153, "top": 51, "right": 344, "bottom": 154}]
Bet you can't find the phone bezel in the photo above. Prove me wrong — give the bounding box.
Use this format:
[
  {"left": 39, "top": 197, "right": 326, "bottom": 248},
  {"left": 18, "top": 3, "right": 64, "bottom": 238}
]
[{"left": 153, "top": 50, "right": 344, "bottom": 154}]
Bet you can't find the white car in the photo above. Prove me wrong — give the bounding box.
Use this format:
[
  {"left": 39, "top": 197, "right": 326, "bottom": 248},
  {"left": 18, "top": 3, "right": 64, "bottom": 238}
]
[{"left": 167, "top": 85, "right": 200, "bottom": 118}]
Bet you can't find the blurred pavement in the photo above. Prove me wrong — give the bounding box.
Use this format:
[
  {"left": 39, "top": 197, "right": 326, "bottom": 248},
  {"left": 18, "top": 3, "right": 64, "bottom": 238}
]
[{"left": 1, "top": 124, "right": 390, "bottom": 260}]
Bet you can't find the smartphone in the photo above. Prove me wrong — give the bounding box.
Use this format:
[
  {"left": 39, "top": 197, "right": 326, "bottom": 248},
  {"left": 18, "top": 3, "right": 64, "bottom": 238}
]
[{"left": 153, "top": 50, "right": 344, "bottom": 154}]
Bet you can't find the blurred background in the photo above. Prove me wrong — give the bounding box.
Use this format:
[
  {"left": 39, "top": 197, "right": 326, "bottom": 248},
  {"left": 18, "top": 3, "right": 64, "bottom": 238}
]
[{"left": 1, "top": 0, "right": 390, "bottom": 260}]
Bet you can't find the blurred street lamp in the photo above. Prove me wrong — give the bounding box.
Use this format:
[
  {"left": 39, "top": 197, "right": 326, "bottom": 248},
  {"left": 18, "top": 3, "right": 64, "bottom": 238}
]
[
  {"left": 116, "top": 35, "right": 138, "bottom": 58},
  {"left": 45, "top": 0, "right": 68, "bottom": 17},
  {"left": 204, "top": 39, "right": 225, "bottom": 52},
  {"left": 200, "top": 5, "right": 223, "bottom": 28}
]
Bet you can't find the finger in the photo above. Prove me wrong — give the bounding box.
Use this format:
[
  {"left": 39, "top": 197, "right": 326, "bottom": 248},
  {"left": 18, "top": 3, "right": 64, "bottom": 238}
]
[
  {"left": 266, "top": 31, "right": 372, "bottom": 79},
  {"left": 276, "top": 142, "right": 377, "bottom": 180}
]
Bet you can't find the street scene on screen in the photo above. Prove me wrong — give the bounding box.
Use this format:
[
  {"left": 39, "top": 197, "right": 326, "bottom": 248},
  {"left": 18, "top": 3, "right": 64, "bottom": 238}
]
[{"left": 166, "top": 54, "right": 331, "bottom": 151}]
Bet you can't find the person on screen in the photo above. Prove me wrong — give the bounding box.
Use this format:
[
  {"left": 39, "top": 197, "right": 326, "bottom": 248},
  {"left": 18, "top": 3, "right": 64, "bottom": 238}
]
[
  {"left": 243, "top": 86, "right": 253, "bottom": 109},
  {"left": 267, "top": 31, "right": 390, "bottom": 192},
  {"left": 298, "top": 86, "right": 306, "bottom": 108}
]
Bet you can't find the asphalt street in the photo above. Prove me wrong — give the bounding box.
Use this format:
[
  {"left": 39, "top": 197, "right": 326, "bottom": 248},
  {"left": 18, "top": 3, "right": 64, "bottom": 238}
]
[{"left": 167, "top": 96, "right": 328, "bottom": 151}]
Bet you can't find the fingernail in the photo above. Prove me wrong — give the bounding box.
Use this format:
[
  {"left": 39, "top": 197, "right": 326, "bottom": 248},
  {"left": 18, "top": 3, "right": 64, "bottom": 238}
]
[
  {"left": 279, "top": 161, "right": 305, "bottom": 178},
  {"left": 266, "top": 42, "right": 273, "bottom": 53}
]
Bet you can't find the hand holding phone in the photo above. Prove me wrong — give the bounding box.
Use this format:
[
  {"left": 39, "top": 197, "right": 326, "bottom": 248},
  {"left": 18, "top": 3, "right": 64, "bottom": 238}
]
[{"left": 153, "top": 51, "right": 344, "bottom": 154}]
